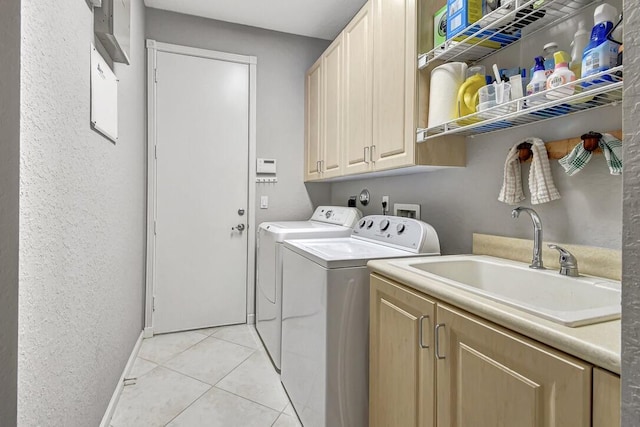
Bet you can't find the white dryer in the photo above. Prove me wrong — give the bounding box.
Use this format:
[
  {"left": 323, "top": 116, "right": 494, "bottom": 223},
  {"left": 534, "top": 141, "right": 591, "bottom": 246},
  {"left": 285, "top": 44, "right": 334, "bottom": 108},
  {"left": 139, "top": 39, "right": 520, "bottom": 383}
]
[
  {"left": 280, "top": 215, "right": 441, "bottom": 427},
  {"left": 256, "top": 206, "right": 361, "bottom": 371}
]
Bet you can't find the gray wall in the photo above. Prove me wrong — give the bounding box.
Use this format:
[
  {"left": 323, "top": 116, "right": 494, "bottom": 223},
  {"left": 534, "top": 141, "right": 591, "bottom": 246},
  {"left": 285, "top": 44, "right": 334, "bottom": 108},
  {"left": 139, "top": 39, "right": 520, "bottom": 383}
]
[
  {"left": 331, "top": 107, "right": 623, "bottom": 254},
  {"left": 145, "top": 8, "right": 332, "bottom": 317},
  {"left": 622, "top": 3, "right": 640, "bottom": 424},
  {"left": 18, "top": 1, "right": 147, "bottom": 425},
  {"left": 0, "top": 0, "right": 20, "bottom": 423},
  {"left": 145, "top": 8, "right": 332, "bottom": 227},
  {"left": 331, "top": 3, "right": 623, "bottom": 254}
]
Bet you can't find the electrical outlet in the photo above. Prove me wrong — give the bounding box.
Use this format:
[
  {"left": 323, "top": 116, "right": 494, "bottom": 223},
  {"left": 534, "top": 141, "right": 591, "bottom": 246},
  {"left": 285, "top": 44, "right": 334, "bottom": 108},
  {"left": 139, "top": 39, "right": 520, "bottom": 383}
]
[
  {"left": 382, "top": 196, "right": 389, "bottom": 205},
  {"left": 260, "top": 196, "right": 269, "bottom": 209}
]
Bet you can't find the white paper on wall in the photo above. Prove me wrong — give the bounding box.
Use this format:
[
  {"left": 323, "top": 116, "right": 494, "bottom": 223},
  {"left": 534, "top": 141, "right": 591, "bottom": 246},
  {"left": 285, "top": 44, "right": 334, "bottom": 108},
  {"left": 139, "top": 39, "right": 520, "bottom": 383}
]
[{"left": 90, "top": 44, "right": 118, "bottom": 142}]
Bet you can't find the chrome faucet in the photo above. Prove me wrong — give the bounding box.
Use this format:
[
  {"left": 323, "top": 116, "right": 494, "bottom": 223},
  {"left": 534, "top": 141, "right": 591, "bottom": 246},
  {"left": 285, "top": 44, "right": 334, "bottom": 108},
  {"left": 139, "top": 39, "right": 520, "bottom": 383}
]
[
  {"left": 511, "top": 207, "right": 544, "bottom": 269},
  {"left": 548, "top": 244, "right": 579, "bottom": 276}
]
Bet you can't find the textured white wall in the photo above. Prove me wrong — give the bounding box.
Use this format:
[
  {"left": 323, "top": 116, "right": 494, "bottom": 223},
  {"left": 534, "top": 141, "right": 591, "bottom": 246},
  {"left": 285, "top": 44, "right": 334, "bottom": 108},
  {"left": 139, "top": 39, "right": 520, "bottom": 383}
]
[
  {"left": 0, "top": 0, "right": 20, "bottom": 423},
  {"left": 18, "top": 1, "right": 147, "bottom": 425},
  {"left": 622, "top": 3, "right": 640, "bottom": 424}
]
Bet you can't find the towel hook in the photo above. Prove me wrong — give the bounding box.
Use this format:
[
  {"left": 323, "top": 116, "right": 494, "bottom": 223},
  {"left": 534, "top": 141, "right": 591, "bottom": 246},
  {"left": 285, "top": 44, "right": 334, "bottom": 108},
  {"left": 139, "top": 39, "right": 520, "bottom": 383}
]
[
  {"left": 516, "top": 142, "right": 533, "bottom": 162},
  {"left": 581, "top": 131, "right": 602, "bottom": 152}
]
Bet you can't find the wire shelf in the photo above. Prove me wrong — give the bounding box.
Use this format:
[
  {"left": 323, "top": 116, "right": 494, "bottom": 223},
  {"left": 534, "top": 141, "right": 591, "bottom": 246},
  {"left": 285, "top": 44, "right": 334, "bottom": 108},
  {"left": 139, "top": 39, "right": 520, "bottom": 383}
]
[
  {"left": 418, "top": 0, "right": 594, "bottom": 69},
  {"left": 417, "top": 66, "right": 623, "bottom": 142}
]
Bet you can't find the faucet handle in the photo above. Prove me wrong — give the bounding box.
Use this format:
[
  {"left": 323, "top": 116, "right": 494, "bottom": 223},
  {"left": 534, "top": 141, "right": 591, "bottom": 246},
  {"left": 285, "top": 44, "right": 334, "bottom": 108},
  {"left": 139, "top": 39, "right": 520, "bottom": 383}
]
[{"left": 548, "top": 244, "right": 579, "bottom": 277}]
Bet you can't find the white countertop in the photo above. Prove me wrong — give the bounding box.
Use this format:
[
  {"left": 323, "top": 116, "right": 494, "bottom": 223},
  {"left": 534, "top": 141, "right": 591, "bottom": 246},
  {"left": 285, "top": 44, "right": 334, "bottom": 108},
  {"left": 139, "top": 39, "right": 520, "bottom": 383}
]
[{"left": 368, "top": 255, "right": 621, "bottom": 374}]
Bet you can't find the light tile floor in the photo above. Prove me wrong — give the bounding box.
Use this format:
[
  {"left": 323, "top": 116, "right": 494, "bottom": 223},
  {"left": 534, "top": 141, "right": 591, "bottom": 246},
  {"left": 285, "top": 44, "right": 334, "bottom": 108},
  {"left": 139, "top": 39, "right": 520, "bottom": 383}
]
[{"left": 111, "top": 325, "right": 302, "bottom": 427}]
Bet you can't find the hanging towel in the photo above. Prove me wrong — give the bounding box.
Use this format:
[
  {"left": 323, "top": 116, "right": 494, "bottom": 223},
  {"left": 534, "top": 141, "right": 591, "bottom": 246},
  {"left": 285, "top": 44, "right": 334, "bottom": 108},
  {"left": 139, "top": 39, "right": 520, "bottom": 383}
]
[
  {"left": 600, "top": 133, "right": 623, "bottom": 175},
  {"left": 558, "top": 133, "right": 622, "bottom": 176},
  {"left": 529, "top": 137, "right": 561, "bottom": 204},
  {"left": 558, "top": 141, "right": 593, "bottom": 176},
  {"left": 498, "top": 144, "right": 525, "bottom": 205}
]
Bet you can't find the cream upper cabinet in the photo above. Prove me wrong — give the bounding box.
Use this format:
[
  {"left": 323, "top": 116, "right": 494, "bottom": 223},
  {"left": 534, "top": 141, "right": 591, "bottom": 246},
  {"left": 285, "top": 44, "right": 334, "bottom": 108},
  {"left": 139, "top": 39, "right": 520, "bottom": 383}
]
[
  {"left": 304, "top": 37, "right": 344, "bottom": 181},
  {"left": 304, "top": 58, "right": 322, "bottom": 181},
  {"left": 436, "top": 303, "right": 592, "bottom": 427},
  {"left": 343, "top": 2, "right": 373, "bottom": 175},
  {"left": 370, "top": 274, "right": 435, "bottom": 427},
  {"left": 371, "top": 0, "right": 416, "bottom": 171},
  {"left": 321, "top": 35, "right": 343, "bottom": 179},
  {"left": 304, "top": 0, "right": 466, "bottom": 182}
]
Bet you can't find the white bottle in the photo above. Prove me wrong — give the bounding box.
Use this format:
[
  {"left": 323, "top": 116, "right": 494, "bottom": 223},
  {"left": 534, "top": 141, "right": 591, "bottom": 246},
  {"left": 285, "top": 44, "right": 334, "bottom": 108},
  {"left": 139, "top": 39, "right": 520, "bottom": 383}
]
[
  {"left": 570, "top": 21, "right": 590, "bottom": 78},
  {"left": 546, "top": 51, "right": 576, "bottom": 99},
  {"left": 526, "top": 56, "right": 547, "bottom": 106}
]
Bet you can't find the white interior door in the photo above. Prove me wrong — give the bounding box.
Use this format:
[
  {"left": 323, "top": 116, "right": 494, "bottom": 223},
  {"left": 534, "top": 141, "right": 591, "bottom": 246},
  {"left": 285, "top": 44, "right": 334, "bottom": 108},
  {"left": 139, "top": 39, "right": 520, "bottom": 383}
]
[{"left": 153, "top": 50, "right": 249, "bottom": 334}]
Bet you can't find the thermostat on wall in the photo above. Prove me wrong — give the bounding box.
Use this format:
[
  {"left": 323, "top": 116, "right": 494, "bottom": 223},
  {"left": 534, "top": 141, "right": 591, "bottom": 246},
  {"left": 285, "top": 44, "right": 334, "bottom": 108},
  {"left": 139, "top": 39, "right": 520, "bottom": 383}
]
[{"left": 257, "top": 158, "right": 277, "bottom": 174}]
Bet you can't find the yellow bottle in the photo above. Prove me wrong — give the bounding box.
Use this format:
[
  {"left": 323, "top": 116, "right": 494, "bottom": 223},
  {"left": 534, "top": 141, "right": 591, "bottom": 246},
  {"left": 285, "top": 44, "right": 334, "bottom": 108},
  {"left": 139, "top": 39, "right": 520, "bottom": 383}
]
[{"left": 456, "top": 70, "right": 486, "bottom": 119}]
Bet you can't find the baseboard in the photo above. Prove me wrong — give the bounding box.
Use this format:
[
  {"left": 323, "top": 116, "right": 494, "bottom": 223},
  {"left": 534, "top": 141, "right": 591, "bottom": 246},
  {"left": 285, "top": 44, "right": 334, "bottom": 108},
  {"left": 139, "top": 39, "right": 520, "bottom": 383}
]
[
  {"left": 100, "top": 331, "right": 144, "bottom": 427},
  {"left": 246, "top": 313, "right": 255, "bottom": 325}
]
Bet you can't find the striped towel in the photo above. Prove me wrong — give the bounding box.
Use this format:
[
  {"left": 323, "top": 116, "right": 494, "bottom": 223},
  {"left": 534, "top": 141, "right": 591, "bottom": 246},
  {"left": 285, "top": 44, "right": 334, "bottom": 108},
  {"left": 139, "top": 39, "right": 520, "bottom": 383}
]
[
  {"left": 600, "top": 133, "right": 623, "bottom": 175},
  {"left": 529, "top": 137, "right": 561, "bottom": 204},
  {"left": 498, "top": 144, "right": 525, "bottom": 205},
  {"left": 559, "top": 133, "right": 623, "bottom": 175}
]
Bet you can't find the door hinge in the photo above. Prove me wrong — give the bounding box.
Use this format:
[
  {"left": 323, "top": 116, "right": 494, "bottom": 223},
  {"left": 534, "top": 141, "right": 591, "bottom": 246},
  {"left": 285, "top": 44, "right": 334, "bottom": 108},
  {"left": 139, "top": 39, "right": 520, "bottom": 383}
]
[
  {"left": 153, "top": 296, "right": 156, "bottom": 312},
  {"left": 154, "top": 68, "right": 158, "bottom": 83},
  {"left": 154, "top": 145, "right": 157, "bottom": 159},
  {"left": 154, "top": 220, "right": 157, "bottom": 235}
]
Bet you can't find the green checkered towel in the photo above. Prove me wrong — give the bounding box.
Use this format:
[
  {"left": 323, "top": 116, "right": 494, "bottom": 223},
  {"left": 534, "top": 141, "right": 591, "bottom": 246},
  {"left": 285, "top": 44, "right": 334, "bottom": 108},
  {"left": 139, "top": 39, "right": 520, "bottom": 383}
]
[{"left": 558, "top": 133, "right": 622, "bottom": 176}]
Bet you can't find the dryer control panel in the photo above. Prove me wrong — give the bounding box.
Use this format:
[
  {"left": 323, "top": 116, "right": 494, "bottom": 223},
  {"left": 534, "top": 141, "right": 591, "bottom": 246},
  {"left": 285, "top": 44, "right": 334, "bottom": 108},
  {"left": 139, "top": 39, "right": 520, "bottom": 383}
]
[
  {"left": 352, "top": 215, "right": 441, "bottom": 254},
  {"left": 310, "top": 206, "right": 363, "bottom": 227}
]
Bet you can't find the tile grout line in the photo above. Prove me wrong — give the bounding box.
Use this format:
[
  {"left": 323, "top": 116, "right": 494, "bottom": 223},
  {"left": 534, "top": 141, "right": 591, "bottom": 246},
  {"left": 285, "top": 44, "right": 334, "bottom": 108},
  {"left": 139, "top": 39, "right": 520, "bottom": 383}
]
[
  {"left": 211, "top": 385, "right": 288, "bottom": 415},
  {"left": 161, "top": 383, "right": 213, "bottom": 426},
  {"left": 120, "top": 327, "right": 293, "bottom": 425}
]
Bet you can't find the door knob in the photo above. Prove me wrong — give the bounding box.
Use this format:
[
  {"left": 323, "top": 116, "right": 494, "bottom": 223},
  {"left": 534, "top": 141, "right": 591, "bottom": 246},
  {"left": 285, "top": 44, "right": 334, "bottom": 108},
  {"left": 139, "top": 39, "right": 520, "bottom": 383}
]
[{"left": 232, "top": 224, "right": 246, "bottom": 232}]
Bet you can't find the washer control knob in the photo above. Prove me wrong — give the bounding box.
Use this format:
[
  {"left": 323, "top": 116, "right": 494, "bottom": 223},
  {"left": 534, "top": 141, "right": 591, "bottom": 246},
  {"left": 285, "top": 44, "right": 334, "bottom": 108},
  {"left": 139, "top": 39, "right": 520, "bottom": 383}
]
[
  {"left": 359, "top": 219, "right": 367, "bottom": 228},
  {"left": 366, "top": 220, "right": 374, "bottom": 229},
  {"left": 380, "top": 219, "right": 390, "bottom": 231},
  {"left": 325, "top": 210, "right": 333, "bottom": 219},
  {"left": 397, "top": 224, "right": 406, "bottom": 234}
]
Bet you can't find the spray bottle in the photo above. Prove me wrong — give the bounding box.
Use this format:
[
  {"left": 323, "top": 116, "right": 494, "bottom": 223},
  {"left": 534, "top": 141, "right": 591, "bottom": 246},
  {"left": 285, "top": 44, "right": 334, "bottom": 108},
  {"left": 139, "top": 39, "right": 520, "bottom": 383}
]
[{"left": 526, "top": 57, "right": 547, "bottom": 96}]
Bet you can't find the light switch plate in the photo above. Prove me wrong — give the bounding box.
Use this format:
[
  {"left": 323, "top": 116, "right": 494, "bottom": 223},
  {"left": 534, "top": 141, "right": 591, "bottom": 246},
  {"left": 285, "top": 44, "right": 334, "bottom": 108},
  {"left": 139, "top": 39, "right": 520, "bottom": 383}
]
[{"left": 260, "top": 196, "right": 269, "bottom": 209}]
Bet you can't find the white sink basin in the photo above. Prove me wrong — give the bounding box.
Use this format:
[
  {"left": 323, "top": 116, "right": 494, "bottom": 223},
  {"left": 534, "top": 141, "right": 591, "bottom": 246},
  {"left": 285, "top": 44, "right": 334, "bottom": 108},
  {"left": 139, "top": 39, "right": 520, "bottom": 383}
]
[{"left": 390, "top": 255, "right": 621, "bottom": 327}]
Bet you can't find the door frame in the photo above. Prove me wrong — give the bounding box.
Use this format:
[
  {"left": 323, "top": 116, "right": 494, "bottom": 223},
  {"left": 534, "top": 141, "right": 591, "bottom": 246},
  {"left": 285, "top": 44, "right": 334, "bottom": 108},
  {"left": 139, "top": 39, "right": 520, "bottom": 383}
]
[{"left": 144, "top": 39, "right": 257, "bottom": 337}]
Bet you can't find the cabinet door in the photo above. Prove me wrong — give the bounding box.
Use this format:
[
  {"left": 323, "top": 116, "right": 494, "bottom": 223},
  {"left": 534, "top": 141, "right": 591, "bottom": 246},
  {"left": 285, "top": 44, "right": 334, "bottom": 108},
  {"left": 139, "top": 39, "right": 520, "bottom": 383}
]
[
  {"left": 343, "top": 2, "right": 373, "bottom": 176},
  {"left": 304, "top": 58, "right": 322, "bottom": 181},
  {"left": 435, "top": 304, "right": 591, "bottom": 427},
  {"left": 593, "top": 368, "right": 620, "bottom": 427},
  {"left": 321, "top": 35, "right": 343, "bottom": 178},
  {"left": 372, "top": 0, "right": 416, "bottom": 171},
  {"left": 370, "top": 274, "right": 436, "bottom": 427}
]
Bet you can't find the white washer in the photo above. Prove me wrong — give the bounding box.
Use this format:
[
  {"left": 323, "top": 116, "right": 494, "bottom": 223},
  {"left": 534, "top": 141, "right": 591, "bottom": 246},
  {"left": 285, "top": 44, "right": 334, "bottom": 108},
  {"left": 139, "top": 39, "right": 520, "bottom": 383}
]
[
  {"left": 280, "top": 215, "right": 441, "bottom": 427},
  {"left": 256, "top": 206, "right": 362, "bottom": 371}
]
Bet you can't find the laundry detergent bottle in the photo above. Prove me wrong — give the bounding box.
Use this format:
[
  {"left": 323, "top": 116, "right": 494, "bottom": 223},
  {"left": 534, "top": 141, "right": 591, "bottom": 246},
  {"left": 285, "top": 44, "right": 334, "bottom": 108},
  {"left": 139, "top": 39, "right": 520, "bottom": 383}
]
[
  {"left": 546, "top": 51, "right": 576, "bottom": 99},
  {"left": 582, "top": 3, "right": 621, "bottom": 78}
]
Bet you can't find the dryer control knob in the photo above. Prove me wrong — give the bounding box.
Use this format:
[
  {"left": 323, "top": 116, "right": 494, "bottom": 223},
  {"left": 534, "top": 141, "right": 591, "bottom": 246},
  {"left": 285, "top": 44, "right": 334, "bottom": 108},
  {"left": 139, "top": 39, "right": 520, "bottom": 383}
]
[
  {"left": 397, "top": 224, "right": 406, "bottom": 234},
  {"left": 325, "top": 210, "right": 333, "bottom": 219},
  {"left": 366, "top": 220, "right": 374, "bottom": 228},
  {"left": 359, "top": 219, "right": 367, "bottom": 228},
  {"left": 380, "top": 219, "right": 390, "bottom": 231}
]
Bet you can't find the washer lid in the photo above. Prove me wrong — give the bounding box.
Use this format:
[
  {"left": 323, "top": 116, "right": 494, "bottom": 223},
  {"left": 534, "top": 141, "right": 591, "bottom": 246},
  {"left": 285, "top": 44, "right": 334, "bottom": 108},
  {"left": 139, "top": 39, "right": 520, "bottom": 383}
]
[
  {"left": 259, "top": 221, "right": 352, "bottom": 242},
  {"left": 283, "top": 237, "right": 417, "bottom": 269}
]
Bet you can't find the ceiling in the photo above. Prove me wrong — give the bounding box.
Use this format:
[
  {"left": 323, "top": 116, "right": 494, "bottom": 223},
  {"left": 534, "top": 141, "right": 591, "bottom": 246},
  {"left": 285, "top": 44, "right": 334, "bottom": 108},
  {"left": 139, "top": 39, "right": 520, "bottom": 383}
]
[{"left": 143, "top": 0, "right": 368, "bottom": 40}]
